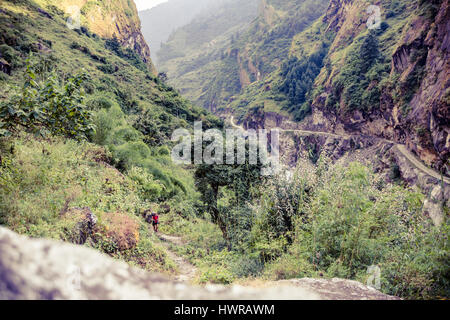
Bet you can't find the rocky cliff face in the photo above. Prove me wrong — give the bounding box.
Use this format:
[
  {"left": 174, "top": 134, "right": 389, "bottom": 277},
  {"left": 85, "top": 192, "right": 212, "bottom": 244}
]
[
  {"left": 0, "top": 227, "right": 399, "bottom": 300},
  {"left": 227, "top": 0, "right": 448, "bottom": 178},
  {"left": 305, "top": 0, "right": 449, "bottom": 173},
  {"left": 44, "top": 0, "right": 155, "bottom": 73}
]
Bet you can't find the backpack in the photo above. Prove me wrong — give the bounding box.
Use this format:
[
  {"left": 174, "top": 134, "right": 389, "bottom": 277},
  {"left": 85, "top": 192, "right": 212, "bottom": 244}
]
[{"left": 153, "top": 214, "right": 159, "bottom": 223}]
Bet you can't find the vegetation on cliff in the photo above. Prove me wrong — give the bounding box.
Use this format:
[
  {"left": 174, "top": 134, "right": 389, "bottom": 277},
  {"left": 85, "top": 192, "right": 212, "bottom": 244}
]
[{"left": 162, "top": 159, "right": 449, "bottom": 299}]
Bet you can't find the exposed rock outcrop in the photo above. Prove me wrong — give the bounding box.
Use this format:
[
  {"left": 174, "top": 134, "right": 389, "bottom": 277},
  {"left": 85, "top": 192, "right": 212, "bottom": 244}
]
[
  {"left": 45, "top": 0, "right": 155, "bottom": 73},
  {"left": 0, "top": 227, "right": 398, "bottom": 300}
]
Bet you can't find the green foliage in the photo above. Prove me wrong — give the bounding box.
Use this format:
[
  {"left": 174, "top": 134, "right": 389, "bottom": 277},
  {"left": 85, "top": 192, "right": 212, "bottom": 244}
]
[
  {"left": 97, "top": 62, "right": 118, "bottom": 74},
  {"left": 279, "top": 42, "right": 329, "bottom": 121},
  {"left": 0, "top": 134, "right": 178, "bottom": 273},
  {"left": 0, "top": 44, "right": 21, "bottom": 69},
  {"left": 91, "top": 101, "right": 193, "bottom": 201},
  {"left": 262, "top": 162, "right": 448, "bottom": 299},
  {"left": 398, "top": 47, "right": 428, "bottom": 115},
  {"left": 157, "top": 0, "right": 329, "bottom": 111},
  {"left": 0, "top": 8, "right": 34, "bottom": 60},
  {"left": 385, "top": 0, "right": 407, "bottom": 18},
  {"left": 171, "top": 158, "right": 449, "bottom": 298},
  {"left": 0, "top": 59, "right": 94, "bottom": 140},
  {"left": 105, "top": 37, "right": 147, "bottom": 72},
  {"left": 194, "top": 139, "right": 266, "bottom": 244},
  {"left": 330, "top": 32, "right": 390, "bottom": 113}
]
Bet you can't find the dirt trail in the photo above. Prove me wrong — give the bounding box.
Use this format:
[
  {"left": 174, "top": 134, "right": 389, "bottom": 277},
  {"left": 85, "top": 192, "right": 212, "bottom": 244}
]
[
  {"left": 230, "top": 116, "right": 449, "bottom": 185},
  {"left": 157, "top": 233, "right": 198, "bottom": 282}
]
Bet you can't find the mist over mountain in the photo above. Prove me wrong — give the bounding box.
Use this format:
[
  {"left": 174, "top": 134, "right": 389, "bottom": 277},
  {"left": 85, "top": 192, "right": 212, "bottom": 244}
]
[{"left": 139, "top": 0, "right": 221, "bottom": 63}]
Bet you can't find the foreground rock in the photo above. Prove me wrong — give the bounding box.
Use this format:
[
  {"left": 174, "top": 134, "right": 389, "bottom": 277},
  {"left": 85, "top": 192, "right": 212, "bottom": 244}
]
[{"left": 0, "top": 227, "right": 398, "bottom": 300}]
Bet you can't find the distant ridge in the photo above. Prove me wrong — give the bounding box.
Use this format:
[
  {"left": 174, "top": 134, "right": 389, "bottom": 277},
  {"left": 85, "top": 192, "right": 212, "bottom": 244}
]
[{"left": 139, "top": 0, "right": 219, "bottom": 63}]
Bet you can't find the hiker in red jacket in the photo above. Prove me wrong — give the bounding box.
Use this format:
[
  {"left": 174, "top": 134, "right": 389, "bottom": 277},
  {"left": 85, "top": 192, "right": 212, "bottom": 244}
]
[{"left": 151, "top": 212, "right": 159, "bottom": 233}]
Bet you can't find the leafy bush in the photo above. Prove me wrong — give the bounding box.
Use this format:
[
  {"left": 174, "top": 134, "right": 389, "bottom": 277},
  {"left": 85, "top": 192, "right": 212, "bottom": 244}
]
[
  {"left": 0, "top": 44, "right": 21, "bottom": 68},
  {"left": 127, "top": 166, "right": 164, "bottom": 201},
  {"left": 0, "top": 135, "right": 178, "bottom": 274},
  {"left": 105, "top": 37, "right": 147, "bottom": 72},
  {"left": 97, "top": 62, "right": 118, "bottom": 74},
  {"left": 0, "top": 59, "right": 94, "bottom": 140},
  {"left": 197, "top": 250, "right": 237, "bottom": 284},
  {"left": 262, "top": 162, "right": 448, "bottom": 299}
]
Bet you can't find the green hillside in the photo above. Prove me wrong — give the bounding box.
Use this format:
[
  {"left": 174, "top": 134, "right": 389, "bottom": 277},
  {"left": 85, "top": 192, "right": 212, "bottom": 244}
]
[
  {"left": 139, "top": 0, "right": 216, "bottom": 63},
  {"left": 227, "top": 0, "right": 448, "bottom": 173},
  {"left": 156, "top": 0, "right": 329, "bottom": 111},
  {"left": 0, "top": 0, "right": 221, "bottom": 273}
]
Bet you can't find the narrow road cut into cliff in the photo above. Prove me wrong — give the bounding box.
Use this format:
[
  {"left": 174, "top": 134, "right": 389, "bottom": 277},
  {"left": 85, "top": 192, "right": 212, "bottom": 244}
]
[{"left": 229, "top": 116, "right": 450, "bottom": 185}]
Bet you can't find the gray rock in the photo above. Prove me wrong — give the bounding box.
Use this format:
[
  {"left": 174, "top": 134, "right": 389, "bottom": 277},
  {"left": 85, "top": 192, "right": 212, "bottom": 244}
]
[
  {"left": 0, "top": 227, "right": 399, "bottom": 300},
  {"left": 422, "top": 199, "right": 444, "bottom": 227}
]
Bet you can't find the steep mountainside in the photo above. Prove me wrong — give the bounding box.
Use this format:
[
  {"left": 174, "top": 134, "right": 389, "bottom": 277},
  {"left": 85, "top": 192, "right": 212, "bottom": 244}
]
[
  {"left": 33, "top": 0, "right": 156, "bottom": 73},
  {"left": 227, "top": 0, "right": 449, "bottom": 174},
  {"left": 0, "top": 0, "right": 221, "bottom": 269},
  {"left": 139, "top": 0, "right": 216, "bottom": 63},
  {"left": 156, "top": 0, "right": 329, "bottom": 112},
  {"left": 156, "top": 0, "right": 259, "bottom": 110}
]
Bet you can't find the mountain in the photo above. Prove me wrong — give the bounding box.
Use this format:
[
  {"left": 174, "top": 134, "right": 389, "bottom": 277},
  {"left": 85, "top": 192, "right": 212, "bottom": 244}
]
[
  {"left": 156, "top": 0, "right": 329, "bottom": 112},
  {"left": 306, "top": 0, "right": 450, "bottom": 173},
  {"left": 156, "top": 0, "right": 448, "bottom": 175},
  {"left": 139, "top": 0, "right": 217, "bottom": 63},
  {"left": 35, "top": 0, "right": 157, "bottom": 73},
  {"left": 227, "top": 0, "right": 449, "bottom": 174},
  {"left": 0, "top": 0, "right": 448, "bottom": 301}
]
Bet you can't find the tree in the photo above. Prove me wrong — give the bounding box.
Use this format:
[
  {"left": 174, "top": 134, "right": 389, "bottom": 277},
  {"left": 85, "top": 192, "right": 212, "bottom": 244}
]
[
  {"left": 158, "top": 72, "right": 168, "bottom": 83},
  {"left": 359, "top": 32, "right": 379, "bottom": 74},
  {"left": 194, "top": 139, "right": 266, "bottom": 247},
  {"left": 279, "top": 42, "right": 329, "bottom": 121}
]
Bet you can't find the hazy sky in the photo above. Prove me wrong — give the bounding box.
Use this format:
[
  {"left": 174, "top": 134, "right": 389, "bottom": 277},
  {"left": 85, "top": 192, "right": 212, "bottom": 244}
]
[{"left": 134, "top": 0, "right": 169, "bottom": 11}]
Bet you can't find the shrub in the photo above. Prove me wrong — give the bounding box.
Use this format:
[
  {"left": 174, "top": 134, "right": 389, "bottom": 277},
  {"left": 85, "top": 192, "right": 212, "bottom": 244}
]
[
  {"left": 0, "top": 44, "right": 21, "bottom": 68},
  {"left": 331, "top": 32, "right": 391, "bottom": 113},
  {"left": 105, "top": 37, "right": 147, "bottom": 72},
  {"left": 0, "top": 59, "right": 94, "bottom": 140},
  {"left": 94, "top": 212, "right": 140, "bottom": 252},
  {"left": 127, "top": 166, "right": 164, "bottom": 201},
  {"left": 262, "top": 162, "right": 447, "bottom": 299},
  {"left": 97, "top": 63, "right": 118, "bottom": 74},
  {"left": 111, "top": 141, "right": 151, "bottom": 170}
]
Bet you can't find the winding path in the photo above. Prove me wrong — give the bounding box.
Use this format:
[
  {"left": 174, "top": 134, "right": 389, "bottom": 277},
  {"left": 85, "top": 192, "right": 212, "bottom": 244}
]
[
  {"left": 229, "top": 116, "right": 449, "bottom": 185},
  {"left": 157, "top": 233, "right": 198, "bottom": 282}
]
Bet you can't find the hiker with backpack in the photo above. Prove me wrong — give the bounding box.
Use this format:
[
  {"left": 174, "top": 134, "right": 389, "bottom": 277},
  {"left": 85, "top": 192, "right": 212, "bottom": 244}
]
[
  {"left": 151, "top": 211, "right": 159, "bottom": 233},
  {"left": 144, "top": 209, "right": 159, "bottom": 233}
]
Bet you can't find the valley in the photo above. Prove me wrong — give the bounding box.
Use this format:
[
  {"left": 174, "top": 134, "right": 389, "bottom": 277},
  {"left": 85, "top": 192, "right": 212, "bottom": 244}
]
[{"left": 0, "top": 0, "right": 448, "bottom": 301}]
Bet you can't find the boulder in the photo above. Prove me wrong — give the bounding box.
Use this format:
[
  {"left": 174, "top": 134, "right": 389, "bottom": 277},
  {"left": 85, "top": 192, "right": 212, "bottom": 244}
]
[{"left": 422, "top": 199, "right": 445, "bottom": 227}]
